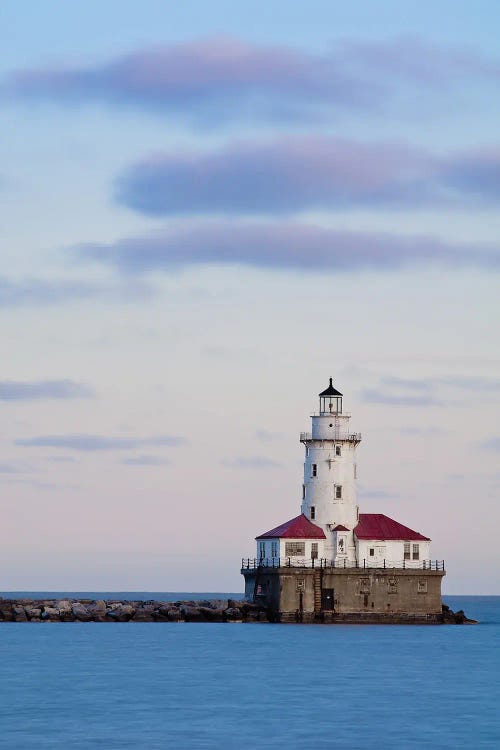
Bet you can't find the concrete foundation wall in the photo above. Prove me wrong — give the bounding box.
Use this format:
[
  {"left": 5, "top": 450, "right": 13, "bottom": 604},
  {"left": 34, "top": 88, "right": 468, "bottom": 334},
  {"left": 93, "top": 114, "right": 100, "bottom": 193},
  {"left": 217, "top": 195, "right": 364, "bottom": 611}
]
[{"left": 242, "top": 566, "right": 445, "bottom": 623}]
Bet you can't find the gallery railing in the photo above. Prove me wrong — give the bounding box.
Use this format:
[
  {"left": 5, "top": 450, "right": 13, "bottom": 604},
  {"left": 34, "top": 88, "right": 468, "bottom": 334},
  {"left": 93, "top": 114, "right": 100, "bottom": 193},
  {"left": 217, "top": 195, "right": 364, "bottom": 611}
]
[
  {"left": 300, "top": 432, "right": 362, "bottom": 443},
  {"left": 241, "top": 558, "right": 445, "bottom": 571}
]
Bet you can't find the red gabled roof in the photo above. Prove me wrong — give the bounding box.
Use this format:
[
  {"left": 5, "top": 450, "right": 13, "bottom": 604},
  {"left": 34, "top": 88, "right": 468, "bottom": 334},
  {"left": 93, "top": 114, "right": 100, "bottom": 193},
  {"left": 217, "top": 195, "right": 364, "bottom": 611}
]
[
  {"left": 256, "top": 514, "right": 326, "bottom": 540},
  {"left": 332, "top": 524, "right": 349, "bottom": 531},
  {"left": 354, "top": 513, "right": 430, "bottom": 541}
]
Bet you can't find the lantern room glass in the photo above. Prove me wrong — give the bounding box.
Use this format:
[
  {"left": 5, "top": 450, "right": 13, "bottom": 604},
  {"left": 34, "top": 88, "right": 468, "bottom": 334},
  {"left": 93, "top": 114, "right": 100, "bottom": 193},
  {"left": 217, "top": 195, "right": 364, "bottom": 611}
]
[{"left": 320, "top": 395, "right": 342, "bottom": 414}]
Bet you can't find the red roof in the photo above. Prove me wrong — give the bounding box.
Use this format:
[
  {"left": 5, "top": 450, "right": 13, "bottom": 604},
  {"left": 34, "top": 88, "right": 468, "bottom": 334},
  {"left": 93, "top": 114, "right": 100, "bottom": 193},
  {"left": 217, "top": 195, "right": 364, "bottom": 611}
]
[
  {"left": 256, "top": 514, "right": 326, "bottom": 540},
  {"left": 354, "top": 513, "right": 430, "bottom": 541},
  {"left": 332, "top": 524, "right": 349, "bottom": 531}
]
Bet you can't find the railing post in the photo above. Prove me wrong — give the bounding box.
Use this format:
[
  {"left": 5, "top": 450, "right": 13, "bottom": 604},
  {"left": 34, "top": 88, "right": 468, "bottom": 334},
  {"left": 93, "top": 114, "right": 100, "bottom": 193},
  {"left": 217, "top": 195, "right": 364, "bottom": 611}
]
[
  {"left": 363, "top": 559, "right": 366, "bottom": 569},
  {"left": 383, "top": 559, "right": 386, "bottom": 569},
  {"left": 343, "top": 558, "right": 346, "bottom": 568},
  {"left": 312, "top": 557, "right": 315, "bottom": 568}
]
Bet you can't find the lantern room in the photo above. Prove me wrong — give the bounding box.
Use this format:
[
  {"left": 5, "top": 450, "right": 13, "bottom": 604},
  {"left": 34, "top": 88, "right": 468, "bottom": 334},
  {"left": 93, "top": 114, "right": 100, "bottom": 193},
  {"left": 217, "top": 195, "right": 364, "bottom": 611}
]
[{"left": 319, "top": 378, "right": 343, "bottom": 415}]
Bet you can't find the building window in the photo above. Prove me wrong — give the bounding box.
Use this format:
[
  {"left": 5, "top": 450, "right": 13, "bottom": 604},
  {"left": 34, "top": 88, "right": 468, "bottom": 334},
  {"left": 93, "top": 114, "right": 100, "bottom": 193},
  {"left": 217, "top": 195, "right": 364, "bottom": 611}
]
[
  {"left": 302, "top": 484, "right": 306, "bottom": 500},
  {"left": 369, "top": 547, "right": 375, "bottom": 557},
  {"left": 311, "top": 542, "right": 318, "bottom": 559},
  {"left": 335, "top": 485, "right": 342, "bottom": 499},
  {"left": 338, "top": 537, "right": 345, "bottom": 553},
  {"left": 404, "top": 543, "right": 411, "bottom": 560},
  {"left": 305, "top": 446, "right": 309, "bottom": 457},
  {"left": 417, "top": 580, "right": 428, "bottom": 593},
  {"left": 259, "top": 541, "right": 266, "bottom": 559},
  {"left": 271, "top": 541, "right": 278, "bottom": 558},
  {"left": 285, "top": 542, "right": 305, "bottom": 556},
  {"left": 412, "top": 544, "right": 420, "bottom": 560},
  {"left": 335, "top": 445, "right": 341, "bottom": 456},
  {"left": 310, "top": 506, "right": 316, "bottom": 520},
  {"left": 312, "top": 464, "right": 317, "bottom": 477}
]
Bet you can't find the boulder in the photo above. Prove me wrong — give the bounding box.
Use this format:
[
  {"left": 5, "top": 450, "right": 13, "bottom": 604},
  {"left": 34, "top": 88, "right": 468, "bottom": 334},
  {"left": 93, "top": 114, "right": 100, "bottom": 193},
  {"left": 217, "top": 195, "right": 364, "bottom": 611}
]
[
  {"left": 72, "top": 603, "right": 92, "bottom": 622},
  {"left": 13, "top": 605, "right": 28, "bottom": 622},
  {"left": 167, "top": 608, "right": 182, "bottom": 621},
  {"left": 106, "top": 604, "right": 135, "bottom": 622},
  {"left": 180, "top": 605, "right": 203, "bottom": 622},
  {"left": 224, "top": 607, "right": 243, "bottom": 622},
  {"left": 41, "top": 606, "right": 60, "bottom": 621},
  {"left": 25, "top": 607, "right": 42, "bottom": 620}
]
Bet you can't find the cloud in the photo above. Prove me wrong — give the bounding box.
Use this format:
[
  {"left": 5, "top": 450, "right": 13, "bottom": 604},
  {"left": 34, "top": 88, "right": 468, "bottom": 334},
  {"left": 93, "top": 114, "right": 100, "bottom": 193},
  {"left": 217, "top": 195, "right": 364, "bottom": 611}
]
[
  {"left": 16, "top": 434, "right": 186, "bottom": 451},
  {"left": 116, "top": 138, "right": 500, "bottom": 217},
  {"left": 0, "top": 462, "right": 24, "bottom": 474},
  {"left": 6, "top": 36, "right": 500, "bottom": 125},
  {"left": 76, "top": 220, "right": 500, "bottom": 275},
  {"left": 222, "top": 456, "right": 282, "bottom": 469},
  {"left": 482, "top": 437, "right": 500, "bottom": 452},
  {"left": 122, "top": 455, "right": 170, "bottom": 466},
  {"left": 0, "top": 380, "right": 95, "bottom": 401},
  {"left": 361, "top": 389, "right": 443, "bottom": 407},
  {"left": 0, "top": 275, "right": 152, "bottom": 308}
]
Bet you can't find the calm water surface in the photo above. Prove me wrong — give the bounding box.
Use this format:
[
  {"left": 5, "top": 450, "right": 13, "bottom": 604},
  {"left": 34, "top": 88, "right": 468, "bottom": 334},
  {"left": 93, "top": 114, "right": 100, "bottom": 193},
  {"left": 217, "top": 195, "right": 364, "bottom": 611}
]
[{"left": 0, "top": 595, "right": 498, "bottom": 749}]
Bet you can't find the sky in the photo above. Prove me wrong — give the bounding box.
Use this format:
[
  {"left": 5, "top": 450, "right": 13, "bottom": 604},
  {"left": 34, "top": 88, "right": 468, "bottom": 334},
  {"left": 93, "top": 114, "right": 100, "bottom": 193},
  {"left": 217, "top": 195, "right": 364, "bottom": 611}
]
[{"left": 1, "top": 1, "right": 499, "bottom": 593}]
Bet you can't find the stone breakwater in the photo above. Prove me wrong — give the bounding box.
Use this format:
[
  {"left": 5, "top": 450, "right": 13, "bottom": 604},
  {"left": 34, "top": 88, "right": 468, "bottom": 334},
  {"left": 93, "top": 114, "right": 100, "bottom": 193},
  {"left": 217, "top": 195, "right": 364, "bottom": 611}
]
[
  {"left": 0, "top": 598, "right": 476, "bottom": 623},
  {"left": 0, "top": 598, "right": 264, "bottom": 623}
]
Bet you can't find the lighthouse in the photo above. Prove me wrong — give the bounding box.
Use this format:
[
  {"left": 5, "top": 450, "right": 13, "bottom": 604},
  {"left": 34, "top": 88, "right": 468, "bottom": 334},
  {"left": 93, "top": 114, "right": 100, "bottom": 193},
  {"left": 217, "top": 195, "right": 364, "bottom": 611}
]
[
  {"left": 242, "top": 379, "right": 445, "bottom": 623},
  {"left": 300, "top": 378, "right": 361, "bottom": 564}
]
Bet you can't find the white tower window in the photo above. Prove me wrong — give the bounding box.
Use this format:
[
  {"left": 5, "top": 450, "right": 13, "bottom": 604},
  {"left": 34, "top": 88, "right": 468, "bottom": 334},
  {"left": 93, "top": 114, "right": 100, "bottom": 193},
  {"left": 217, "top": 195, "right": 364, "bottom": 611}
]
[
  {"left": 302, "top": 484, "right": 306, "bottom": 500},
  {"left": 310, "top": 506, "right": 316, "bottom": 520},
  {"left": 335, "top": 485, "right": 342, "bottom": 499},
  {"left": 335, "top": 445, "right": 341, "bottom": 456},
  {"left": 311, "top": 464, "right": 317, "bottom": 477}
]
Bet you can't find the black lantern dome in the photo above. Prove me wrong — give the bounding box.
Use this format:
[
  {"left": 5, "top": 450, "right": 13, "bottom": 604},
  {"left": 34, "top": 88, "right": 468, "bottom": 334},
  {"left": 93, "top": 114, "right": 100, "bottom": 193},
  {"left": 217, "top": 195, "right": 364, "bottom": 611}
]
[{"left": 319, "top": 378, "right": 343, "bottom": 414}]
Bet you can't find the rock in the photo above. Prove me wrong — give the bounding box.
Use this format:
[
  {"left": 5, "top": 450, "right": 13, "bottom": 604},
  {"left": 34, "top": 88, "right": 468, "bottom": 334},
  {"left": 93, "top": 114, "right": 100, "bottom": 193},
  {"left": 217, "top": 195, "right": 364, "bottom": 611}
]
[
  {"left": 24, "top": 607, "right": 42, "bottom": 620},
  {"left": 72, "top": 603, "right": 91, "bottom": 622},
  {"left": 224, "top": 607, "right": 243, "bottom": 622},
  {"left": 89, "top": 599, "right": 107, "bottom": 614},
  {"left": 13, "top": 605, "right": 28, "bottom": 622},
  {"left": 0, "top": 602, "right": 14, "bottom": 621},
  {"left": 131, "top": 604, "right": 156, "bottom": 621},
  {"left": 41, "top": 606, "right": 60, "bottom": 621},
  {"left": 167, "top": 608, "right": 181, "bottom": 621},
  {"left": 180, "top": 605, "right": 203, "bottom": 622},
  {"left": 198, "top": 606, "right": 224, "bottom": 622},
  {"left": 107, "top": 604, "right": 135, "bottom": 622}
]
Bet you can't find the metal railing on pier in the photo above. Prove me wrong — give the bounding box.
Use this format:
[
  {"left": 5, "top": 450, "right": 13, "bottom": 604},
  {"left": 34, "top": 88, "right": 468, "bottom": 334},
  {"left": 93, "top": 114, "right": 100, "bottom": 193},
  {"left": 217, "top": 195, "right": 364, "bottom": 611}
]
[{"left": 241, "top": 557, "right": 445, "bottom": 571}]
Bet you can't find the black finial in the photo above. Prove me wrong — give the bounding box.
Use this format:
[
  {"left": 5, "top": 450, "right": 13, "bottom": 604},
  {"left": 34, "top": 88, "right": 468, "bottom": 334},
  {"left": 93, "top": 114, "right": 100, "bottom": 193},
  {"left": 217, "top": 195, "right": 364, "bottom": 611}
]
[{"left": 329, "top": 377, "right": 333, "bottom": 387}]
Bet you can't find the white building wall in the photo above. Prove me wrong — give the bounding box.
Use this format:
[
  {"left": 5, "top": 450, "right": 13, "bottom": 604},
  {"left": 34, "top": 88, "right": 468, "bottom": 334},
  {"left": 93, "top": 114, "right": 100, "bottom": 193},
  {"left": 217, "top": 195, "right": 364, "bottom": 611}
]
[
  {"left": 355, "top": 539, "right": 431, "bottom": 568},
  {"left": 254, "top": 537, "right": 325, "bottom": 564}
]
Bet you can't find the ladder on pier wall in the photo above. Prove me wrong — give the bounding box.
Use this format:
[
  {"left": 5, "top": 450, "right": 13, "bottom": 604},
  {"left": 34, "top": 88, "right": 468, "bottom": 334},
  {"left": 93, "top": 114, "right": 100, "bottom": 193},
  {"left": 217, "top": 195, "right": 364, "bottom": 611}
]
[{"left": 313, "top": 570, "right": 322, "bottom": 613}]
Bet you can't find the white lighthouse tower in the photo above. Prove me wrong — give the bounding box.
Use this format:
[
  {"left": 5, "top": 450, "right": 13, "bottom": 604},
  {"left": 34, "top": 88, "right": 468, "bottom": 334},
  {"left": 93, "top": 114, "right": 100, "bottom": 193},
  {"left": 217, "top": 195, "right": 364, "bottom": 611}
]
[{"left": 300, "top": 379, "right": 361, "bottom": 563}]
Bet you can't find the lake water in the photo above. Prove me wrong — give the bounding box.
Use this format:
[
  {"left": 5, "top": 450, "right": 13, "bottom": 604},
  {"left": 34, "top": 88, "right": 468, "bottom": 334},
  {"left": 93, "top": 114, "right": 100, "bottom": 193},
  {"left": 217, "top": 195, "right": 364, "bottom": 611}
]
[{"left": 0, "top": 595, "right": 498, "bottom": 749}]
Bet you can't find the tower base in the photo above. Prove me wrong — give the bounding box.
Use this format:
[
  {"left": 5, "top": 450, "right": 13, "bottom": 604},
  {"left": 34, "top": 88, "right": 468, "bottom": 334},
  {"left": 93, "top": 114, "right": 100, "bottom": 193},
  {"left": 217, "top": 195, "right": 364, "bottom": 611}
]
[{"left": 242, "top": 566, "right": 446, "bottom": 624}]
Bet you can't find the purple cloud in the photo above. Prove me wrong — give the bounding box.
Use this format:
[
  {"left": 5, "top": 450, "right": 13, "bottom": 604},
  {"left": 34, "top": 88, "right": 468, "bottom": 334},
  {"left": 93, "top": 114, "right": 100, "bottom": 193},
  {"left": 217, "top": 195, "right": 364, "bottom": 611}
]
[
  {"left": 76, "top": 220, "right": 500, "bottom": 275},
  {"left": 0, "top": 380, "right": 94, "bottom": 401},
  {"left": 116, "top": 137, "right": 500, "bottom": 216},
  {"left": 16, "top": 434, "right": 186, "bottom": 451},
  {"left": 6, "top": 36, "right": 500, "bottom": 125}
]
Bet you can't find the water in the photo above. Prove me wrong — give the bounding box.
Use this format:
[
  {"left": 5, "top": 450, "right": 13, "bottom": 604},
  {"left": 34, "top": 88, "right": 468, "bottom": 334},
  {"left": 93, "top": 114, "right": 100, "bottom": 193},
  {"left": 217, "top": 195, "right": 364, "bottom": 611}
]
[{"left": 0, "top": 595, "right": 498, "bottom": 749}]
